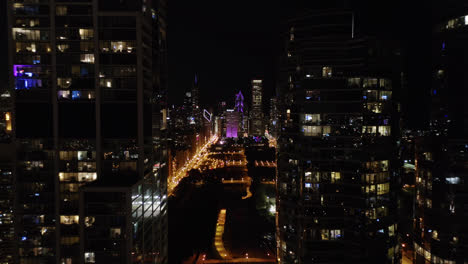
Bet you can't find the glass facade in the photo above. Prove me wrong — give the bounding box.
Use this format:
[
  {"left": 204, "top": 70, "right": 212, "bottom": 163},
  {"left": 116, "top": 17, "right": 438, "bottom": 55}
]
[
  {"left": 412, "top": 14, "right": 468, "bottom": 264},
  {"left": 277, "top": 10, "right": 400, "bottom": 264},
  {"left": 8, "top": 0, "right": 168, "bottom": 263}
]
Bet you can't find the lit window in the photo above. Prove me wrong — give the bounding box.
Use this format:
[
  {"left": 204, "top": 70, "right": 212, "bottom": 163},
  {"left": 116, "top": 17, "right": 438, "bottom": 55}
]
[
  {"left": 110, "top": 228, "right": 121, "bottom": 238},
  {"left": 362, "top": 126, "right": 377, "bottom": 134},
  {"left": 78, "top": 172, "right": 97, "bottom": 182},
  {"left": 58, "top": 90, "right": 70, "bottom": 99},
  {"left": 84, "top": 252, "right": 95, "bottom": 263},
  {"left": 59, "top": 172, "right": 77, "bottom": 182},
  {"left": 13, "top": 28, "right": 47, "bottom": 41},
  {"left": 376, "top": 183, "right": 390, "bottom": 195},
  {"left": 57, "top": 44, "right": 69, "bottom": 52},
  {"left": 289, "top": 27, "right": 294, "bottom": 41},
  {"left": 321, "top": 229, "right": 342, "bottom": 240},
  {"left": 378, "top": 126, "right": 391, "bottom": 136},
  {"left": 5, "top": 112, "right": 12, "bottom": 131},
  {"left": 84, "top": 217, "right": 95, "bottom": 227},
  {"left": 107, "top": 41, "right": 135, "bottom": 53},
  {"left": 363, "top": 78, "right": 378, "bottom": 88},
  {"left": 72, "top": 90, "right": 81, "bottom": 100},
  {"left": 80, "top": 54, "right": 95, "bottom": 64},
  {"left": 348, "top": 77, "right": 360, "bottom": 87},
  {"left": 364, "top": 103, "right": 383, "bottom": 113},
  {"left": 57, "top": 78, "right": 72, "bottom": 89},
  {"left": 304, "top": 114, "right": 320, "bottom": 123},
  {"left": 388, "top": 224, "right": 396, "bottom": 236},
  {"left": 60, "top": 215, "right": 79, "bottom": 225},
  {"left": 79, "top": 29, "right": 94, "bottom": 40},
  {"left": 331, "top": 172, "right": 341, "bottom": 183},
  {"left": 446, "top": 177, "right": 460, "bottom": 184},
  {"left": 303, "top": 125, "right": 331, "bottom": 137},
  {"left": 379, "top": 79, "right": 391, "bottom": 89},
  {"left": 56, "top": 6, "right": 67, "bottom": 16},
  {"left": 380, "top": 91, "right": 392, "bottom": 100},
  {"left": 99, "top": 79, "right": 113, "bottom": 88},
  {"left": 322, "top": 67, "right": 332, "bottom": 78}
]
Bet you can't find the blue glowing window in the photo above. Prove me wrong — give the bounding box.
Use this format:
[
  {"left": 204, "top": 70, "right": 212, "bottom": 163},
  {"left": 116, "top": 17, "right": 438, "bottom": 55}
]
[
  {"left": 381, "top": 95, "right": 387, "bottom": 100},
  {"left": 363, "top": 95, "right": 367, "bottom": 99},
  {"left": 21, "top": 236, "right": 27, "bottom": 241},
  {"left": 72, "top": 91, "right": 81, "bottom": 100},
  {"left": 80, "top": 67, "right": 89, "bottom": 76}
]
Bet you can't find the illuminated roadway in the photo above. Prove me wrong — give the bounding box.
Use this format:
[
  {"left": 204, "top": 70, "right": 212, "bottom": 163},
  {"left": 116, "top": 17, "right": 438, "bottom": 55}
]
[{"left": 168, "top": 135, "right": 218, "bottom": 196}]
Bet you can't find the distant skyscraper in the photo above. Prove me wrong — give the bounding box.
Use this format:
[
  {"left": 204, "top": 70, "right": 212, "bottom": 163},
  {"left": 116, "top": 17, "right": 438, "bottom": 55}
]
[
  {"left": 269, "top": 97, "right": 280, "bottom": 138},
  {"left": 192, "top": 74, "right": 202, "bottom": 125},
  {"left": 277, "top": 9, "right": 400, "bottom": 264},
  {"left": 0, "top": 83, "right": 14, "bottom": 264},
  {"left": 235, "top": 91, "right": 246, "bottom": 135},
  {"left": 250, "top": 79, "right": 263, "bottom": 136},
  {"left": 7, "top": 1, "right": 168, "bottom": 263},
  {"left": 235, "top": 91, "right": 244, "bottom": 113},
  {"left": 225, "top": 109, "right": 239, "bottom": 138},
  {"left": 413, "top": 13, "right": 468, "bottom": 264}
]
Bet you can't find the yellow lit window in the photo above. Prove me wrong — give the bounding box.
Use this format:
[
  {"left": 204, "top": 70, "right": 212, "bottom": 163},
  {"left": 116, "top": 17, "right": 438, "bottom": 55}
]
[
  {"left": 80, "top": 54, "right": 95, "bottom": 64},
  {"left": 331, "top": 172, "right": 341, "bottom": 183},
  {"left": 84, "top": 216, "right": 95, "bottom": 227},
  {"left": 5, "top": 112, "right": 12, "bottom": 131},
  {"left": 59, "top": 172, "right": 77, "bottom": 182},
  {"left": 378, "top": 126, "right": 391, "bottom": 136},
  {"left": 60, "top": 215, "right": 79, "bottom": 225},
  {"left": 377, "top": 183, "right": 390, "bottom": 195},
  {"left": 79, "top": 29, "right": 94, "bottom": 40},
  {"left": 61, "top": 236, "right": 79, "bottom": 246},
  {"left": 322, "top": 67, "right": 332, "bottom": 78},
  {"left": 78, "top": 172, "right": 97, "bottom": 182},
  {"left": 303, "top": 125, "right": 331, "bottom": 137},
  {"left": 56, "top": 6, "right": 67, "bottom": 16}
]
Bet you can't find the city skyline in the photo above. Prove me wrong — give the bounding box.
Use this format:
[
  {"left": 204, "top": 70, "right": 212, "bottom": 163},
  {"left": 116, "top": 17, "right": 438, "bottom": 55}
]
[{"left": 2, "top": 1, "right": 468, "bottom": 264}]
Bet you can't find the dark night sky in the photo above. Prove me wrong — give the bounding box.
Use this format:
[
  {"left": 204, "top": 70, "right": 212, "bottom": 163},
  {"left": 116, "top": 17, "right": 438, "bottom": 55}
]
[{"left": 167, "top": 0, "right": 280, "bottom": 109}]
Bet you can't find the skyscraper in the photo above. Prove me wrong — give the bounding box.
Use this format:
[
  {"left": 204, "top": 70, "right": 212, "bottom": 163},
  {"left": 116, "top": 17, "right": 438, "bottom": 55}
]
[
  {"left": 250, "top": 79, "right": 263, "bottom": 136},
  {"left": 225, "top": 109, "right": 239, "bottom": 139},
  {"left": 277, "top": 9, "right": 400, "bottom": 264},
  {"left": 191, "top": 74, "right": 202, "bottom": 126},
  {"left": 7, "top": 0, "right": 168, "bottom": 263},
  {"left": 412, "top": 12, "right": 468, "bottom": 264},
  {"left": 0, "top": 83, "right": 14, "bottom": 263}
]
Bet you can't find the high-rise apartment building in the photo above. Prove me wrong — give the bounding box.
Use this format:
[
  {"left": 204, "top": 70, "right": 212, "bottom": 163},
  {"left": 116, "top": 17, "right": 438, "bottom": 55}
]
[
  {"left": 277, "top": 9, "right": 401, "bottom": 264},
  {"left": 269, "top": 97, "right": 280, "bottom": 138},
  {"left": 0, "top": 83, "right": 15, "bottom": 263},
  {"left": 413, "top": 12, "right": 468, "bottom": 264},
  {"left": 7, "top": 0, "right": 168, "bottom": 263},
  {"left": 250, "top": 79, "right": 263, "bottom": 136}
]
